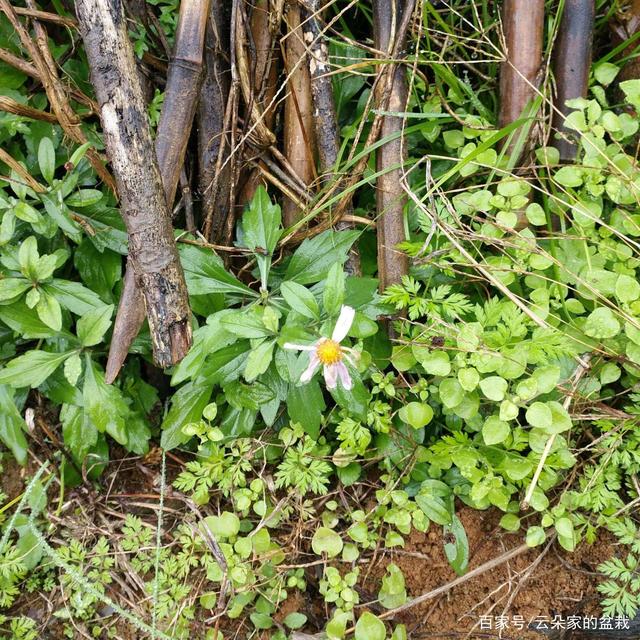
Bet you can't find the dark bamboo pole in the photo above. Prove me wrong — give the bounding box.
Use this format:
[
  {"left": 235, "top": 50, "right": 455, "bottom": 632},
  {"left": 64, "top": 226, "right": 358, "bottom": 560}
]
[
  {"left": 373, "top": 0, "right": 409, "bottom": 291},
  {"left": 499, "top": 0, "right": 545, "bottom": 155},
  {"left": 303, "top": 0, "right": 361, "bottom": 275},
  {"left": 611, "top": 0, "right": 640, "bottom": 83},
  {"left": 282, "top": 1, "right": 316, "bottom": 226},
  {"left": 551, "top": 0, "right": 595, "bottom": 161},
  {"left": 104, "top": 0, "right": 210, "bottom": 383},
  {"left": 75, "top": 0, "right": 192, "bottom": 370},
  {"left": 198, "top": 2, "right": 231, "bottom": 243}
]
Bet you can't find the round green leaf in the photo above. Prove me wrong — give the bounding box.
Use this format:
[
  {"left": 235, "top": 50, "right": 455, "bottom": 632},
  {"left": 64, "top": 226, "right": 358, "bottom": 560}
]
[
  {"left": 355, "top": 612, "right": 386, "bottom": 640},
  {"left": 311, "top": 526, "right": 343, "bottom": 558},
  {"left": 398, "top": 402, "right": 433, "bottom": 429},
  {"left": 479, "top": 376, "right": 507, "bottom": 401},
  {"left": 482, "top": 416, "right": 510, "bottom": 445}
]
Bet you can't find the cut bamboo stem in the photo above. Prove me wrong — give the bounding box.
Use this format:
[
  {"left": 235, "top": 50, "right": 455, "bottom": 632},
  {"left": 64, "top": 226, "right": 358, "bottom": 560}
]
[
  {"left": 199, "top": 1, "right": 232, "bottom": 242},
  {"left": 551, "top": 0, "right": 595, "bottom": 161},
  {"left": 282, "top": 1, "right": 316, "bottom": 226},
  {"left": 373, "top": 0, "right": 409, "bottom": 291},
  {"left": 303, "top": 0, "right": 361, "bottom": 275},
  {"left": 103, "top": 0, "right": 211, "bottom": 383},
  {"left": 498, "top": 0, "right": 545, "bottom": 158},
  {"left": 75, "top": 0, "right": 192, "bottom": 370}
]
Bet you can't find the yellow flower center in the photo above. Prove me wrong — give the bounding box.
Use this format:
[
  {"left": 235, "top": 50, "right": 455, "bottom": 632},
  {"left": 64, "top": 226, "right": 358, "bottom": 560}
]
[{"left": 316, "top": 339, "right": 342, "bottom": 365}]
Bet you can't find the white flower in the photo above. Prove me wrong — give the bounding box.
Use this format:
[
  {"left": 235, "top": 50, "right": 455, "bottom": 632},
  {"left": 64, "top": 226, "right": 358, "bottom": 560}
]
[{"left": 284, "top": 305, "right": 357, "bottom": 390}]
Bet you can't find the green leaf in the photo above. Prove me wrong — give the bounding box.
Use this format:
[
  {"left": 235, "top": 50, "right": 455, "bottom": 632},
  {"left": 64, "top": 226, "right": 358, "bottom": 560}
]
[
  {"left": 63, "top": 352, "right": 82, "bottom": 386},
  {"left": 482, "top": 416, "right": 510, "bottom": 445},
  {"left": 179, "top": 244, "right": 256, "bottom": 297},
  {"left": 525, "top": 402, "right": 552, "bottom": 430},
  {"left": 160, "top": 380, "right": 212, "bottom": 450},
  {"left": 203, "top": 512, "right": 240, "bottom": 539},
  {"left": 221, "top": 308, "right": 273, "bottom": 338},
  {"left": 615, "top": 275, "right": 640, "bottom": 303},
  {"left": 0, "top": 349, "right": 72, "bottom": 388},
  {"left": 244, "top": 339, "right": 275, "bottom": 382},
  {"left": 458, "top": 367, "right": 479, "bottom": 391},
  {"left": 283, "top": 612, "right": 307, "bottom": 630},
  {"left": 398, "top": 402, "right": 433, "bottom": 429},
  {"left": 36, "top": 290, "right": 62, "bottom": 331},
  {"left": 526, "top": 525, "right": 546, "bottom": 547},
  {"left": 0, "top": 386, "right": 28, "bottom": 464},
  {"left": 312, "top": 527, "right": 343, "bottom": 557},
  {"left": 42, "top": 279, "right": 104, "bottom": 315},
  {"left": 584, "top": 307, "right": 620, "bottom": 339},
  {"left": 76, "top": 304, "right": 114, "bottom": 346},
  {"left": 0, "top": 277, "right": 31, "bottom": 302},
  {"left": 287, "top": 380, "right": 325, "bottom": 440},
  {"left": 420, "top": 351, "right": 451, "bottom": 376},
  {"left": 525, "top": 202, "right": 546, "bottom": 226},
  {"left": 281, "top": 281, "right": 320, "bottom": 319},
  {"left": 546, "top": 401, "right": 572, "bottom": 434},
  {"left": 443, "top": 515, "right": 469, "bottom": 576},
  {"left": 38, "top": 137, "right": 55, "bottom": 184},
  {"left": 73, "top": 239, "right": 121, "bottom": 301},
  {"left": 285, "top": 230, "right": 358, "bottom": 285},
  {"left": 65, "top": 189, "right": 103, "bottom": 207},
  {"left": 61, "top": 403, "right": 97, "bottom": 462},
  {"left": 0, "top": 301, "right": 58, "bottom": 339},
  {"left": 13, "top": 201, "right": 41, "bottom": 224},
  {"left": 83, "top": 356, "right": 128, "bottom": 445},
  {"left": 241, "top": 185, "right": 282, "bottom": 255},
  {"left": 479, "top": 376, "right": 508, "bottom": 401},
  {"left": 594, "top": 62, "right": 619, "bottom": 86},
  {"left": 355, "top": 613, "right": 386, "bottom": 640},
  {"left": 415, "top": 494, "right": 452, "bottom": 525},
  {"left": 323, "top": 263, "right": 345, "bottom": 315},
  {"left": 554, "top": 166, "right": 583, "bottom": 188},
  {"left": 379, "top": 564, "right": 407, "bottom": 609},
  {"left": 439, "top": 378, "right": 464, "bottom": 408}
]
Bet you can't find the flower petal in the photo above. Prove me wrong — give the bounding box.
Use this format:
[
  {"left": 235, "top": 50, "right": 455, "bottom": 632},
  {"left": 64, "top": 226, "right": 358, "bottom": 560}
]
[
  {"left": 323, "top": 364, "right": 338, "bottom": 389},
  {"left": 300, "top": 353, "right": 320, "bottom": 383},
  {"left": 331, "top": 305, "right": 355, "bottom": 342},
  {"left": 335, "top": 361, "right": 353, "bottom": 390},
  {"left": 284, "top": 342, "right": 316, "bottom": 352}
]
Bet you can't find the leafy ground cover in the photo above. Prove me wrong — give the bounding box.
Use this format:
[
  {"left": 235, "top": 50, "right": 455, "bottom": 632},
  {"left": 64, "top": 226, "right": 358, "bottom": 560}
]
[{"left": 1, "top": 1, "right": 640, "bottom": 639}]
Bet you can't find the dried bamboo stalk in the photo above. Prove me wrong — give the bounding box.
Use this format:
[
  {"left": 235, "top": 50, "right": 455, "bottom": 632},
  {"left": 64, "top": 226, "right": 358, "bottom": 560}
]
[
  {"left": 237, "top": 0, "right": 281, "bottom": 208},
  {"left": 373, "top": 0, "right": 409, "bottom": 291},
  {"left": 551, "top": 0, "right": 595, "bottom": 161},
  {"left": 75, "top": 0, "right": 192, "bottom": 371},
  {"left": 611, "top": 0, "right": 640, "bottom": 83},
  {"left": 303, "top": 0, "right": 361, "bottom": 275},
  {"left": 282, "top": 1, "right": 316, "bottom": 226},
  {"left": 498, "top": 0, "right": 545, "bottom": 155},
  {"left": 104, "top": 0, "right": 211, "bottom": 383},
  {"left": 498, "top": 0, "right": 545, "bottom": 228},
  {"left": 199, "top": 1, "right": 232, "bottom": 242}
]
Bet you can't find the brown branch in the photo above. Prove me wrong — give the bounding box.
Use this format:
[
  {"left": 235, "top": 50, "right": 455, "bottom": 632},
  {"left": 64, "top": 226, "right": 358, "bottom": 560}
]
[
  {"left": 104, "top": 0, "right": 211, "bottom": 383},
  {"left": 0, "top": 0, "right": 115, "bottom": 191},
  {"left": 551, "top": 0, "right": 595, "bottom": 161},
  {"left": 75, "top": 0, "right": 192, "bottom": 371},
  {"left": 0, "top": 148, "right": 45, "bottom": 193},
  {"left": 0, "top": 95, "right": 58, "bottom": 123},
  {"left": 282, "top": 1, "right": 316, "bottom": 226},
  {"left": 373, "top": 0, "right": 410, "bottom": 291}
]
